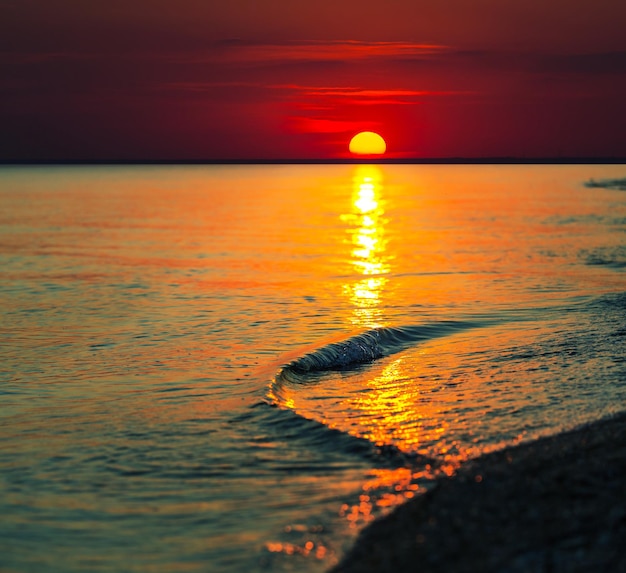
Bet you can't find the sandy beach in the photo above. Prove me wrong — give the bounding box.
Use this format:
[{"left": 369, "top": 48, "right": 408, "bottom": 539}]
[{"left": 332, "top": 412, "right": 626, "bottom": 573}]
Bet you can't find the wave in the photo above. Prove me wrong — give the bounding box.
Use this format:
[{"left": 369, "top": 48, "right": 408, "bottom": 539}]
[
  {"left": 277, "top": 320, "right": 483, "bottom": 381},
  {"left": 241, "top": 401, "right": 435, "bottom": 469},
  {"left": 584, "top": 177, "right": 626, "bottom": 191},
  {"left": 263, "top": 321, "right": 487, "bottom": 467},
  {"left": 580, "top": 245, "right": 626, "bottom": 269}
]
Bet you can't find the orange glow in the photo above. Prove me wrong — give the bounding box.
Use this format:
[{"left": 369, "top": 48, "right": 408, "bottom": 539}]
[{"left": 349, "top": 131, "right": 387, "bottom": 155}]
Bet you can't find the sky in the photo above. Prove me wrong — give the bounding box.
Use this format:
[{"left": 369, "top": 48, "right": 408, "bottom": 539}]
[{"left": 1, "top": 0, "right": 626, "bottom": 160}]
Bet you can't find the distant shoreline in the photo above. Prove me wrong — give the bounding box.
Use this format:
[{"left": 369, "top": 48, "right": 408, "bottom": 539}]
[
  {"left": 331, "top": 411, "right": 626, "bottom": 573},
  {"left": 1, "top": 158, "right": 626, "bottom": 166}
]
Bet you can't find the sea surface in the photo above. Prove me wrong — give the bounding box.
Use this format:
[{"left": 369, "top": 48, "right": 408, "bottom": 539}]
[{"left": 1, "top": 164, "right": 625, "bottom": 572}]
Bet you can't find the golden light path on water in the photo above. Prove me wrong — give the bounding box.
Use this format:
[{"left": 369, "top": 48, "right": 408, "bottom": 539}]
[
  {"left": 341, "top": 166, "right": 391, "bottom": 328},
  {"left": 336, "top": 167, "right": 453, "bottom": 532},
  {"left": 268, "top": 166, "right": 447, "bottom": 547}
]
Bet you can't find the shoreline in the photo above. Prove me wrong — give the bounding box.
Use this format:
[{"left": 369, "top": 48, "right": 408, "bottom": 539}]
[{"left": 331, "top": 412, "right": 626, "bottom": 573}]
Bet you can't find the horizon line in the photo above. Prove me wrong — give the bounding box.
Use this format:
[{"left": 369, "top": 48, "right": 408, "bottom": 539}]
[{"left": 2, "top": 157, "right": 626, "bottom": 166}]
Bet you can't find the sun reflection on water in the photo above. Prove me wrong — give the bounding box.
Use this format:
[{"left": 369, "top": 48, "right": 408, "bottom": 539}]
[{"left": 341, "top": 166, "right": 392, "bottom": 328}]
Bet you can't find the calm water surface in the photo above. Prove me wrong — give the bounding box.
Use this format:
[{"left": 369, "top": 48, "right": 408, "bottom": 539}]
[{"left": 1, "top": 165, "right": 625, "bottom": 572}]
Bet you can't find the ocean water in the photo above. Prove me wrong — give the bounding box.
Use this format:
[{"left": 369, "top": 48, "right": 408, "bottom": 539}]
[{"left": 1, "top": 164, "right": 625, "bottom": 572}]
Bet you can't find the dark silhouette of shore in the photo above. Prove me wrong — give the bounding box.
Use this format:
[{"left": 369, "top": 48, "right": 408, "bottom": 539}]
[{"left": 332, "top": 412, "right": 626, "bottom": 573}]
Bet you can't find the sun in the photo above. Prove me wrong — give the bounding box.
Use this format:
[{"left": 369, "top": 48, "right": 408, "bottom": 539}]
[{"left": 349, "top": 131, "right": 387, "bottom": 155}]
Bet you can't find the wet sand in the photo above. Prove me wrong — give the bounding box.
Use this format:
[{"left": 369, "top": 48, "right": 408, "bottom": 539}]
[{"left": 331, "top": 413, "right": 626, "bottom": 573}]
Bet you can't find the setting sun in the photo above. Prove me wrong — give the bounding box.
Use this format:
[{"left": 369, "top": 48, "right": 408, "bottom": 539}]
[{"left": 349, "top": 131, "right": 387, "bottom": 155}]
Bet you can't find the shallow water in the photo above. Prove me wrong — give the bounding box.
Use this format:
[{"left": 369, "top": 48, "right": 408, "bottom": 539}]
[{"left": 1, "top": 164, "right": 625, "bottom": 572}]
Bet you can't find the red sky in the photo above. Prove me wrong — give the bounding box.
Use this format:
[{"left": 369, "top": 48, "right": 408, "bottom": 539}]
[{"left": 2, "top": 0, "right": 625, "bottom": 160}]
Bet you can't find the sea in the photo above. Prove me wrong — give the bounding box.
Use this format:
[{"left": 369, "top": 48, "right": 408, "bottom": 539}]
[{"left": 1, "top": 164, "right": 625, "bottom": 572}]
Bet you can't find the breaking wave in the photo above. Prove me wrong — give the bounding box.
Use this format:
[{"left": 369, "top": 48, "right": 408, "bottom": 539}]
[{"left": 276, "top": 321, "right": 483, "bottom": 383}]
